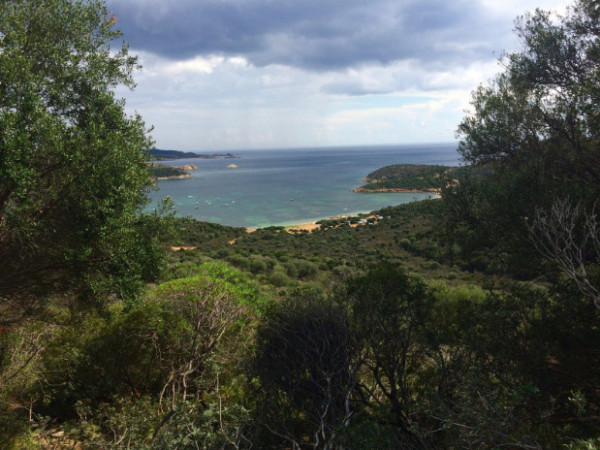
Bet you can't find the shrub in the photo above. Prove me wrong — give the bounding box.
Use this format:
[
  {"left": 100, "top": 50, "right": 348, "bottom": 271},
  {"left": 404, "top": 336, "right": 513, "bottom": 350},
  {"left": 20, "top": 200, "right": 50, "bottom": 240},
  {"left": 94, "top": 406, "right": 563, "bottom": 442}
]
[
  {"left": 283, "top": 261, "right": 299, "bottom": 278},
  {"left": 269, "top": 270, "right": 289, "bottom": 287},
  {"left": 248, "top": 257, "right": 268, "bottom": 274},
  {"left": 37, "top": 262, "right": 262, "bottom": 418},
  {"left": 295, "top": 260, "right": 318, "bottom": 279}
]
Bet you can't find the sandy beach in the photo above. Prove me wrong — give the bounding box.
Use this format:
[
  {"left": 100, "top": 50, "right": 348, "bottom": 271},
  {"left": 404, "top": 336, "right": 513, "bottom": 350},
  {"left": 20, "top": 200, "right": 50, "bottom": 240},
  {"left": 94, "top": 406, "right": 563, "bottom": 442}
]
[
  {"left": 245, "top": 213, "right": 381, "bottom": 235},
  {"left": 177, "top": 215, "right": 381, "bottom": 248},
  {"left": 283, "top": 222, "right": 322, "bottom": 232},
  {"left": 244, "top": 221, "right": 320, "bottom": 234}
]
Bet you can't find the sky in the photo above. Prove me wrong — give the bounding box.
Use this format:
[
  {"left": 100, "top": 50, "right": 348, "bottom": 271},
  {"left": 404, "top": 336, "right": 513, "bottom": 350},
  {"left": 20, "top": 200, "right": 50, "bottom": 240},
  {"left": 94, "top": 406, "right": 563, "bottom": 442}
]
[{"left": 107, "top": 0, "right": 570, "bottom": 151}]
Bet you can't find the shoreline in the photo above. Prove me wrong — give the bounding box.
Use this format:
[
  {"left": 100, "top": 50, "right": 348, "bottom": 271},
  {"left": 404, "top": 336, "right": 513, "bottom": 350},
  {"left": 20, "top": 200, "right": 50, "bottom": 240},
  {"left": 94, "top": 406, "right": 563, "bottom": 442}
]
[
  {"left": 154, "top": 173, "right": 192, "bottom": 181},
  {"left": 245, "top": 211, "right": 382, "bottom": 234},
  {"left": 240, "top": 193, "right": 438, "bottom": 233},
  {"left": 155, "top": 192, "right": 439, "bottom": 233},
  {"left": 245, "top": 221, "right": 321, "bottom": 234},
  {"left": 241, "top": 192, "right": 439, "bottom": 233},
  {"left": 352, "top": 186, "right": 441, "bottom": 194}
]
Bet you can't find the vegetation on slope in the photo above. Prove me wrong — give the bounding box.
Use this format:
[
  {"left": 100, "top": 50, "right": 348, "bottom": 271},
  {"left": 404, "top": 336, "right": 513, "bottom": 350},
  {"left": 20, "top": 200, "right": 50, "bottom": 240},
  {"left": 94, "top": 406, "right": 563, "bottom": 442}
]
[
  {"left": 1, "top": 0, "right": 600, "bottom": 449},
  {"left": 355, "top": 164, "right": 451, "bottom": 191},
  {"left": 148, "top": 163, "right": 191, "bottom": 179}
]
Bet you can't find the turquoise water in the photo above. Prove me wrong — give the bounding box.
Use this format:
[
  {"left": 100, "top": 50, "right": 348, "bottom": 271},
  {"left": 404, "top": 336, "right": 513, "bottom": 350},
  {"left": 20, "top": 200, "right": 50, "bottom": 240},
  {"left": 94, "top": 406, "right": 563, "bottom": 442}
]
[{"left": 148, "top": 143, "right": 460, "bottom": 228}]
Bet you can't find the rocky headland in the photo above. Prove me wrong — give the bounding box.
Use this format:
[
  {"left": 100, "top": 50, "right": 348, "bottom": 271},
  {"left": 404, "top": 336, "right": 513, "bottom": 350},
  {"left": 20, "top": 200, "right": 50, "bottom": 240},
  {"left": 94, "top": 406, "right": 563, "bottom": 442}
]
[{"left": 148, "top": 163, "right": 199, "bottom": 180}]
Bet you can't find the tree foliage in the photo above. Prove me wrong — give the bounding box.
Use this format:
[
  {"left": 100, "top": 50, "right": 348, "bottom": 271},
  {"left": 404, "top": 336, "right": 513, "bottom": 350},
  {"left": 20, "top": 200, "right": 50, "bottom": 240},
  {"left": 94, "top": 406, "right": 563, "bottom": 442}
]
[
  {"left": 458, "top": 1, "right": 600, "bottom": 174},
  {"left": 342, "top": 264, "right": 434, "bottom": 449},
  {"left": 3, "top": 0, "right": 600, "bottom": 448},
  {"left": 251, "top": 286, "right": 354, "bottom": 448},
  {"left": 358, "top": 164, "right": 449, "bottom": 191},
  {"left": 444, "top": 0, "right": 600, "bottom": 276},
  {"left": 0, "top": 0, "right": 162, "bottom": 322},
  {"left": 33, "top": 262, "right": 259, "bottom": 446}
]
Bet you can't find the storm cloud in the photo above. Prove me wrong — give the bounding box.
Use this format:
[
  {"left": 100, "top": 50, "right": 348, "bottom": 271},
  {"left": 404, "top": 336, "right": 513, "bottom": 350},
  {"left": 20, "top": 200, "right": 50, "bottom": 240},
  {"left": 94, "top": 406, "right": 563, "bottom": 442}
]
[
  {"left": 107, "top": 0, "right": 515, "bottom": 71},
  {"left": 106, "top": 0, "right": 568, "bottom": 150}
]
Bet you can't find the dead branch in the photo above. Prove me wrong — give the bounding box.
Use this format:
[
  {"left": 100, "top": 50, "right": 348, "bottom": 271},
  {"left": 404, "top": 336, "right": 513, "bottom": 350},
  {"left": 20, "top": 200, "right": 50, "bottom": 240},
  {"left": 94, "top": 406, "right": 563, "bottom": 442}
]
[{"left": 528, "top": 198, "right": 600, "bottom": 309}]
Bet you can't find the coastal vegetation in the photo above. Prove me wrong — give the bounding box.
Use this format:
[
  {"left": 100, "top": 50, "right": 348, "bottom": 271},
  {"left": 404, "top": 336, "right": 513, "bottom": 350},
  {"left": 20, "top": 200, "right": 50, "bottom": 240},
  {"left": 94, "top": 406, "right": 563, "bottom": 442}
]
[
  {"left": 147, "top": 149, "right": 238, "bottom": 160},
  {"left": 354, "top": 164, "right": 454, "bottom": 192},
  {"left": 147, "top": 163, "right": 196, "bottom": 180},
  {"left": 0, "top": 0, "right": 163, "bottom": 326},
  {"left": 146, "top": 148, "right": 236, "bottom": 179},
  {"left": 1, "top": 0, "right": 600, "bottom": 449}
]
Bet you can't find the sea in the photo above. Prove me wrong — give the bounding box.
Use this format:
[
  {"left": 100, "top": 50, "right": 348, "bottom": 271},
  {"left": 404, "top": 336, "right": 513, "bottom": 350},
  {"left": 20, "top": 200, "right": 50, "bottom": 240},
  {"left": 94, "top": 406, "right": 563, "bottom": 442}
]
[{"left": 147, "top": 143, "right": 461, "bottom": 228}]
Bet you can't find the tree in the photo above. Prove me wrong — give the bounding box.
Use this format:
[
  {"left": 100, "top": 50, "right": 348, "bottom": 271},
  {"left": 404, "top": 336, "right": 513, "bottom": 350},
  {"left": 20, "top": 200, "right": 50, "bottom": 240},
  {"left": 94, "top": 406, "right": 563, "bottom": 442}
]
[
  {"left": 251, "top": 287, "right": 355, "bottom": 449},
  {"left": 342, "top": 263, "right": 435, "bottom": 449},
  {"left": 444, "top": 0, "right": 600, "bottom": 276},
  {"left": 458, "top": 1, "right": 600, "bottom": 174},
  {"left": 528, "top": 198, "right": 600, "bottom": 308},
  {"left": 0, "top": 0, "right": 162, "bottom": 323}
]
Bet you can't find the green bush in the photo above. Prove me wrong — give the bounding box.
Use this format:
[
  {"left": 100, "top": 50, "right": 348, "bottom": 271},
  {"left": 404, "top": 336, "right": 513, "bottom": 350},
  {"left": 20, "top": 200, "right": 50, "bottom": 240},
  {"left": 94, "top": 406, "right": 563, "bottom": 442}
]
[
  {"left": 248, "top": 257, "right": 268, "bottom": 274},
  {"left": 227, "top": 253, "right": 250, "bottom": 270},
  {"left": 269, "top": 270, "right": 289, "bottom": 287},
  {"left": 283, "top": 261, "right": 299, "bottom": 278},
  {"left": 295, "top": 260, "right": 318, "bottom": 279},
  {"left": 37, "top": 262, "right": 262, "bottom": 418},
  {"left": 250, "top": 287, "right": 351, "bottom": 448}
]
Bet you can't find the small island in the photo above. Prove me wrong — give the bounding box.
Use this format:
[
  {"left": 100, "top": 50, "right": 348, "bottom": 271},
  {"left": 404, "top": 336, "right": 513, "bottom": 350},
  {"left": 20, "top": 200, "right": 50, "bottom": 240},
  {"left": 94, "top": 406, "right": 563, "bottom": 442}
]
[
  {"left": 353, "top": 164, "right": 457, "bottom": 193},
  {"left": 146, "top": 148, "right": 240, "bottom": 179}
]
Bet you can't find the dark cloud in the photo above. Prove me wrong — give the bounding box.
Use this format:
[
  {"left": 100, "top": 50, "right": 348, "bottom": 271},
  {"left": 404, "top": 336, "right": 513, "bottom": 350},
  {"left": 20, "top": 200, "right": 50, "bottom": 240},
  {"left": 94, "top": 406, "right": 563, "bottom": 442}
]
[{"left": 107, "top": 0, "right": 515, "bottom": 71}]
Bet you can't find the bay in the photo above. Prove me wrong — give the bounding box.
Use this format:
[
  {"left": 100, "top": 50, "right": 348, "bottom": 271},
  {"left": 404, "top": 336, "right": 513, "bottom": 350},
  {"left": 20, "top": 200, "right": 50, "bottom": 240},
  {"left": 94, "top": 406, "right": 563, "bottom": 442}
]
[{"left": 148, "top": 143, "right": 461, "bottom": 228}]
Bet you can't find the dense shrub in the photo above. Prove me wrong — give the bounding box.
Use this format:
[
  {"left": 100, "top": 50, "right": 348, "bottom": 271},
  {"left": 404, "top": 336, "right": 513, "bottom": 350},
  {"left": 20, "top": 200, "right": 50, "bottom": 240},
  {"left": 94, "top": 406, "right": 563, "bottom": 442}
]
[{"left": 31, "top": 262, "right": 262, "bottom": 445}]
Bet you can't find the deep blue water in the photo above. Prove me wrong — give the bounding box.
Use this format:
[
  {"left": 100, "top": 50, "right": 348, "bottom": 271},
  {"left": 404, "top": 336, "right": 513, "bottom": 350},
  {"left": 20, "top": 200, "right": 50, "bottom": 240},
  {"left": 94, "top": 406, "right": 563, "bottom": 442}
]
[{"left": 148, "top": 143, "right": 461, "bottom": 228}]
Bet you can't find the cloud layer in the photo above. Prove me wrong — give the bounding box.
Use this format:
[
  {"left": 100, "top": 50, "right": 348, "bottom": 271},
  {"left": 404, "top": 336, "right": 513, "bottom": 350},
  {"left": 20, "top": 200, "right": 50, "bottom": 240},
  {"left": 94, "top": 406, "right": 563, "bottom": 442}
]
[
  {"left": 109, "top": 0, "right": 519, "bottom": 70},
  {"left": 107, "top": 0, "right": 569, "bottom": 150}
]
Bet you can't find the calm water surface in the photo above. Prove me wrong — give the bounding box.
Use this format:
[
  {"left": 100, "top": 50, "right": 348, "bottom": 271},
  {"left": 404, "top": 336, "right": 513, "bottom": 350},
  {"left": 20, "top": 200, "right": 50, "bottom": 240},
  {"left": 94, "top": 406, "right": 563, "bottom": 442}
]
[{"left": 148, "top": 143, "right": 461, "bottom": 228}]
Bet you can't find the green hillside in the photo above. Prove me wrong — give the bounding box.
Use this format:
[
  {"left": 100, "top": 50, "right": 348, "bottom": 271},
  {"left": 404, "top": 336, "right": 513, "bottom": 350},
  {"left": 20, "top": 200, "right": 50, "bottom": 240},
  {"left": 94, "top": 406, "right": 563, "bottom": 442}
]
[
  {"left": 148, "top": 163, "right": 190, "bottom": 179},
  {"left": 356, "top": 164, "right": 453, "bottom": 191},
  {"left": 3, "top": 1, "right": 600, "bottom": 448}
]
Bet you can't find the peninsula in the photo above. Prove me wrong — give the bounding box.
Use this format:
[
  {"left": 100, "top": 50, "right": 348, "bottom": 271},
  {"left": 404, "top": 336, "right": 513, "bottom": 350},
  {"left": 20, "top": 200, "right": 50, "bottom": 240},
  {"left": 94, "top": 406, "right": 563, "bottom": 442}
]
[
  {"left": 148, "top": 163, "right": 199, "bottom": 180},
  {"left": 353, "top": 164, "right": 457, "bottom": 193},
  {"left": 148, "top": 149, "right": 238, "bottom": 160},
  {"left": 146, "top": 149, "right": 239, "bottom": 180}
]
